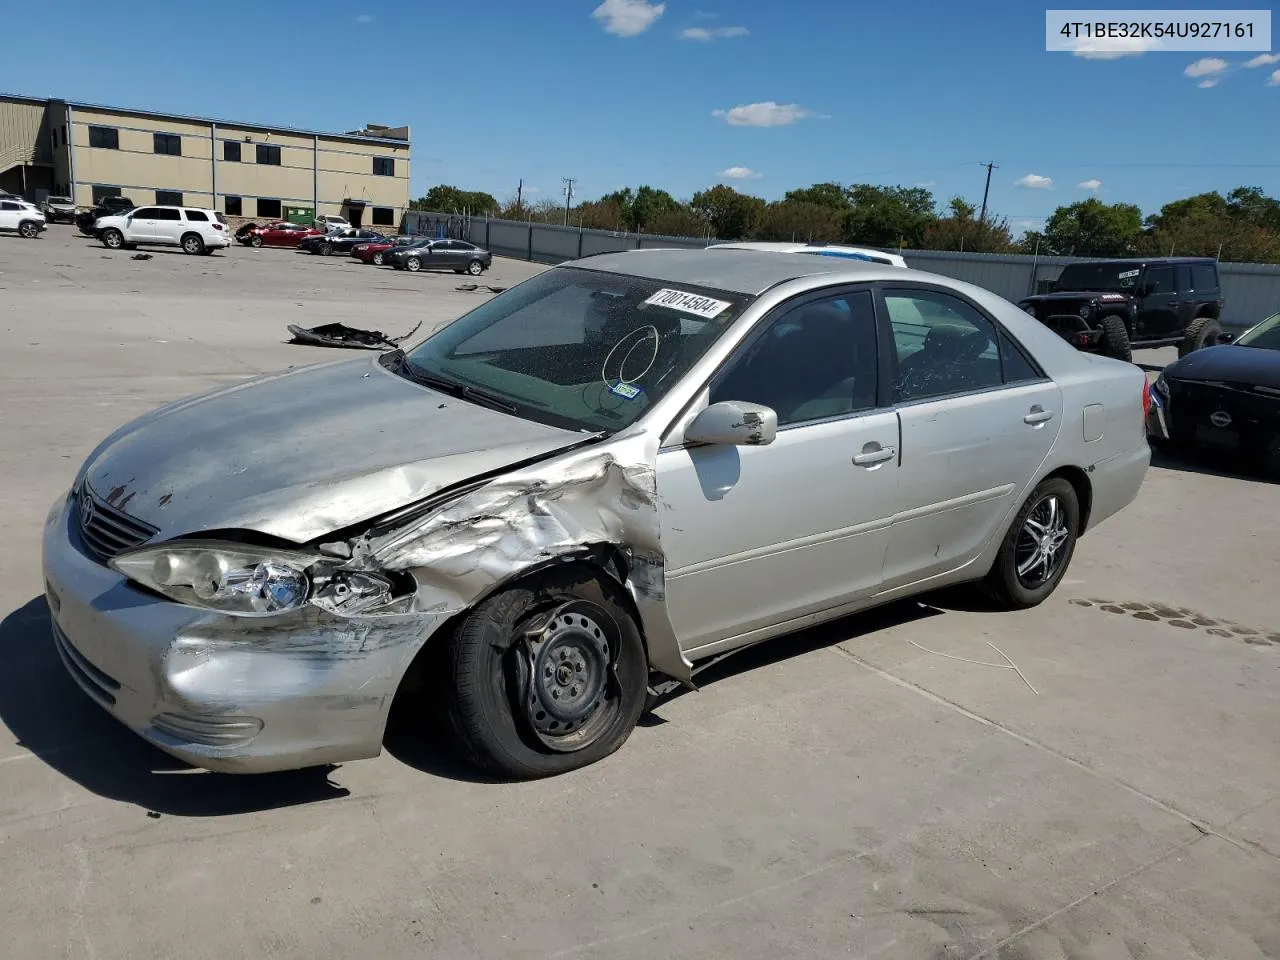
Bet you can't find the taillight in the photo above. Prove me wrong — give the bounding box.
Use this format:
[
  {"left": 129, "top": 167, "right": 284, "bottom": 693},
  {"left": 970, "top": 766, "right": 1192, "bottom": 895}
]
[
  {"left": 1141, "top": 378, "right": 1152, "bottom": 422},
  {"left": 212, "top": 222, "right": 224, "bottom": 231}
]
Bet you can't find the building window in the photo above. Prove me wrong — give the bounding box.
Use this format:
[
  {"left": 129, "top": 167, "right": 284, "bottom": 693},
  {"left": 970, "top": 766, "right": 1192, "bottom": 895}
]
[
  {"left": 62, "top": 124, "right": 68, "bottom": 145},
  {"left": 91, "top": 185, "right": 122, "bottom": 203},
  {"left": 373, "top": 156, "right": 395, "bottom": 177},
  {"left": 224, "top": 141, "right": 242, "bottom": 162},
  {"left": 256, "top": 144, "right": 281, "bottom": 166},
  {"left": 88, "top": 126, "right": 119, "bottom": 149},
  {"left": 256, "top": 198, "right": 282, "bottom": 218},
  {"left": 156, "top": 190, "right": 184, "bottom": 206},
  {"left": 154, "top": 133, "right": 182, "bottom": 156},
  {"left": 371, "top": 207, "right": 395, "bottom": 226},
  {"left": 224, "top": 196, "right": 243, "bottom": 216}
]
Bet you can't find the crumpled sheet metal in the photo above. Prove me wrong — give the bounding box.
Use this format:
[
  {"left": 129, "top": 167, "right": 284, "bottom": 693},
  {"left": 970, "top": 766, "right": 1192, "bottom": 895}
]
[{"left": 350, "top": 434, "right": 693, "bottom": 685}]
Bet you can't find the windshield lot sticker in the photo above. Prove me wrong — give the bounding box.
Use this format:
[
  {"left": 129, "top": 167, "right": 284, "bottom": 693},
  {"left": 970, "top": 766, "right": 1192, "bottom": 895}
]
[
  {"left": 644, "top": 289, "right": 731, "bottom": 319},
  {"left": 1117, "top": 269, "right": 1140, "bottom": 280},
  {"left": 609, "top": 382, "right": 643, "bottom": 400}
]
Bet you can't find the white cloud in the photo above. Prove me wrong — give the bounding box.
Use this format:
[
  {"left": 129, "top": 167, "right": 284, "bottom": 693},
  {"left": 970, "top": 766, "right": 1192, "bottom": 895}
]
[
  {"left": 353, "top": 14, "right": 372, "bottom": 23},
  {"left": 1077, "top": 178, "right": 1102, "bottom": 191},
  {"left": 1198, "top": 77, "right": 1220, "bottom": 88},
  {"left": 680, "top": 25, "right": 748, "bottom": 40},
  {"left": 915, "top": 180, "right": 936, "bottom": 188},
  {"left": 717, "top": 166, "right": 762, "bottom": 180},
  {"left": 592, "top": 0, "right": 665, "bottom": 37},
  {"left": 711, "top": 101, "right": 816, "bottom": 126},
  {"left": 1269, "top": 69, "right": 1280, "bottom": 86},
  {"left": 1011, "top": 218, "right": 1042, "bottom": 234},
  {"left": 1068, "top": 36, "right": 1159, "bottom": 59},
  {"left": 694, "top": 8, "right": 719, "bottom": 17},
  {"left": 1243, "top": 53, "right": 1280, "bottom": 68},
  {"left": 1016, "top": 174, "right": 1054, "bottom": 190},
  {"left": 1184, "top": 57, "right": 1228, "bottom": 78}
]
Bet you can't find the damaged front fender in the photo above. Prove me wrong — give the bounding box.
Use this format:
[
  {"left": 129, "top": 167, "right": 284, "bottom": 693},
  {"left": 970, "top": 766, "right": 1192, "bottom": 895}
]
[{"left": 344, "top": 432, "right": 693, "bottom": 686}]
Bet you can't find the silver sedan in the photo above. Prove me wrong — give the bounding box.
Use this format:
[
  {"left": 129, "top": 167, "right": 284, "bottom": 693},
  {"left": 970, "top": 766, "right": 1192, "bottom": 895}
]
[{"left": 42, "top": 250, "right": 1150, "bottom": 778}]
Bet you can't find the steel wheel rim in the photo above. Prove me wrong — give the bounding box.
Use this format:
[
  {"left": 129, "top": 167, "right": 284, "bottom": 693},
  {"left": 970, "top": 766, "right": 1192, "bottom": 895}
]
[
  {"left": 1014, "top": 494, "right": 1070, "bottom": 588},
  {"left": 514, "top": 603, "right": 619, "bottom": 753}
]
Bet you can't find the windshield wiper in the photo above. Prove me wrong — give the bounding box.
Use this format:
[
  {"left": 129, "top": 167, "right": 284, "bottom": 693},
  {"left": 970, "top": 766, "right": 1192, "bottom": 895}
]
[{"left": 405, "top": 368, "right": 518, "bottom": 414}]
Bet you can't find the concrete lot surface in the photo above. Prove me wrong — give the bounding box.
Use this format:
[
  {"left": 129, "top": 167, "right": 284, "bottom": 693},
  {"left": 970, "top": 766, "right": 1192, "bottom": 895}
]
[{"left": 1, "top": 228, "right": 1277, "bottom": 960}]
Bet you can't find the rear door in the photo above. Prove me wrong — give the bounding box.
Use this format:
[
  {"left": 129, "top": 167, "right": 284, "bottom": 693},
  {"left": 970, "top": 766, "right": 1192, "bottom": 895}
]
[
  {"left": 0, "top": 200, "right": 18, "bottom": 231},
  {"left": 152, "top": 208, "right": 184, "bottom": 244},
  {"left": 877, "top": 285, "right": 1061, "bottom": 590},
  {"left": 1137, "top": 264, "right": 1178, "bottom": 339}
]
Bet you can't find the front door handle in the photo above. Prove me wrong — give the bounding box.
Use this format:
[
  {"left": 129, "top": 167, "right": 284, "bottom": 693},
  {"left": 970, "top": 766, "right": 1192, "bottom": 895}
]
[
  {"left": 853, "top": 444, "right": 896, "bottom": 467},
  {"left": 1024, "top": 406, "right": 1054, "bottom": 426}
]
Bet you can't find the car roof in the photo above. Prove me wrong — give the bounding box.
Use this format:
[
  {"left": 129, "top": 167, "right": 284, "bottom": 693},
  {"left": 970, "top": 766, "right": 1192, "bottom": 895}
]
[
  {"left": 568, "top": 247, "right": 920, "bottom": 296},
  {"left": 1065, "top": 256, "right": 1216, "bottom": 266}
]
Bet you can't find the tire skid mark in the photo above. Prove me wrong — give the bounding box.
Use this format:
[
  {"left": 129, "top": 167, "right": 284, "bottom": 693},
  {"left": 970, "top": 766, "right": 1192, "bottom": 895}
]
[{"left": 1069, "top": 598, "right": 1279, "bottom": 646}]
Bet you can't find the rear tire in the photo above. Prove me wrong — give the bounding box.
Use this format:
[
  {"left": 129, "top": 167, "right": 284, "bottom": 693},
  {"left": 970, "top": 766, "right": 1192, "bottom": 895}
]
[
  {"left": 1098, "top": 314, "right": 1132, "bottom": 363},
  {"left": 319, "top": 241, "right": 333, "bottom": 257},
  {"left": 372, "top": 251, "right": 385, "bottom": 265},
  {"left": 981, "top": 477, "right": 1079, "bottom": 610},
  {"left": 442, "top": 568, "right": 648, "bottom": 779},
  {"left": 1178, "top": 316, "right": 1221, "bottom": 358},
  {"left": 181, "top": 233, "right": 204, "bottom": 255},
  {"left": 101, "top": 228, "right": 124, "bottom": 250},
  {"left": 250, "top": 235, "right": 263, "bottom": 248}
]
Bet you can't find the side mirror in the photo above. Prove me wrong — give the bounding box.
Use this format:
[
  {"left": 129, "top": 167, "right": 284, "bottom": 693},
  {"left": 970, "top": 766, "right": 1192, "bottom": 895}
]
[
  {"left": 685, "top": 401, "right": 778, "bottom": 447},
  {"left": 1218, "top": 331, "right": 1235, "bottom": 344}
]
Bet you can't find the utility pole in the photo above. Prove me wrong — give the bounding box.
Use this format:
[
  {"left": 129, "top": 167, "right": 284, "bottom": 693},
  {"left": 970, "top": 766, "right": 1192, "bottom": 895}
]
[
  {"left": 978, "top": 161, "right": 998, "bottom": 224},
  {"left": 563, "top": 177, "right": 576, "bottom": 226},
  {"left": 515, "top": 178, "right": 523, "bottom": 216}
]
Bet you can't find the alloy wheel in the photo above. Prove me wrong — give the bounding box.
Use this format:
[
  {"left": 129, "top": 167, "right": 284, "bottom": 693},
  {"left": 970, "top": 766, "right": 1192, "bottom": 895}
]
[{"left": 1014, "top": 494, "right": 1071, "bottom": 588}]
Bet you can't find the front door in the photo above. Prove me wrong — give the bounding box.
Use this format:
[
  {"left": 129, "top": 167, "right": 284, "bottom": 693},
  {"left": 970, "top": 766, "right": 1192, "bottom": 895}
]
[
  {"left": 878, "top": 287, "right": 1062, "bottom": 590},
  {"left": 1136, "top": 264, "right": 1178, "bottom": 339},
  {"left": 658, "top": 289, "right": 900, "bottom": 655},
  {"left": 126, "top": 207, "right": 162, "bottom": 242},
  {"left": 345, "top": 204, "right": 363, "bottom": 228}
]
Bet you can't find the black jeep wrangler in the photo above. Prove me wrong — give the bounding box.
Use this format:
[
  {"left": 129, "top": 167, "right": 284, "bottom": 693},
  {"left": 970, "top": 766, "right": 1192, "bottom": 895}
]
[
  {"left": 1017, "top": 257, "right": 1225, "bottom": 363},
  {"left": 76, "top": 195, "right": 137, "bottom": 237}
]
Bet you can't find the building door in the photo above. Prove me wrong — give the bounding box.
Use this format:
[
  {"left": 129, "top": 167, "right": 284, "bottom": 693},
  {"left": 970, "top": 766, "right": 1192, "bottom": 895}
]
[{"left": 344, "top": 202, "right": 364, "bottom": 228}]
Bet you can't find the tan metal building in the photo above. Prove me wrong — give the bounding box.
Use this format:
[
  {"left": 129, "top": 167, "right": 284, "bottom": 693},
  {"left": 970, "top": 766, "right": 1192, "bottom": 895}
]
[{"left": 2, "top": 94, "right": 410, "bottom": 228}]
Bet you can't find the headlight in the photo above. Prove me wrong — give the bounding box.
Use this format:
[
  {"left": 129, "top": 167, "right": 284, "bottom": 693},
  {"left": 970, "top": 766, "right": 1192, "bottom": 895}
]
[
  {"left": 1153, "top": 373, "right": 1170, "bottom": 398},
  {"left": 1079, "top": 303, "right": 1092, "bottom": 318},
  {"left": 110, "top": 542, "right": 316, "bottom": 616}
]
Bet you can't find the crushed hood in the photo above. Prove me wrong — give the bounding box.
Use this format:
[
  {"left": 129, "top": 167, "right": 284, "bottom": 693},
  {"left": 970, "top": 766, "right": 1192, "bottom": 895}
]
[
  {"left": 81, "top": 356, "right": 586, "bottom": 543},
  {"left": 1167, "top": 344, "right": 1280, "bottom": 390}
]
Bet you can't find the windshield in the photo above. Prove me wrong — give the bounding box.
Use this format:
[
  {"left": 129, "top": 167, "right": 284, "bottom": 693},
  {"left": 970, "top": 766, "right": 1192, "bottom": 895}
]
[
  {"left": 1054, "top": 263, "right": 1143, "bottom": 293},
  {"left": 399, "top": 266, "right": 751, "bottom": 432},
  {"left": 1236, "top": 313, "right": 1280, "bottom": 351}
]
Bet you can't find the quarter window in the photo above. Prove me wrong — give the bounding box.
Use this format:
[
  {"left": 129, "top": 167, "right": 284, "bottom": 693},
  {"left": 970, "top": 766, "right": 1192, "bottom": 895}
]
[
  {"left": 1190, "top": 263, "right": 1217, "bottom": 292},
  {"left": 153, "top": 133, "right": 182, "bottom": 156},
  {"left": 224, "top": 141, "right": 242, "bottom": 162},
  {"left": 885, "top": 290, "right": 1003, "bottom": 402},
  {"left": 88, "top": 126, "right": 119, "bottom": 149},
  {"left": 373, "top": 156, "right": 395, "bottom": 176},
  {"left": 256, "top": 144, "right": 281, "bottom": 165},
  {"left": 710, "top": 292, "right": 879, "bottom": 426},
  {"left": 184, "top": 210, "right": 209, "bottom": 222}
]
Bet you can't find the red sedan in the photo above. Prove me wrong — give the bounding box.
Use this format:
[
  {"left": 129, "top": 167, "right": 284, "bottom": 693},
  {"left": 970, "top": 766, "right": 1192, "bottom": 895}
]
[
  {"left": 351, "top": 236, "right": 422, "bottom": 265},
  {"left": 237, "top": 222, "right": 323, "bottom": 248}
]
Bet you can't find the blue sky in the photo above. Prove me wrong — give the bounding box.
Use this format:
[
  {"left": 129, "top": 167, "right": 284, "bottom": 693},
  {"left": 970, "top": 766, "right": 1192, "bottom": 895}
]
[{"left": 5, "top": 0, "right": 1278, "bottom": 233}]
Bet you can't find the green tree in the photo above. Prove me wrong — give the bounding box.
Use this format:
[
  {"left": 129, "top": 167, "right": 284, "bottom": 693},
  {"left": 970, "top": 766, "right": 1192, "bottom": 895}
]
[
  {"left": 574, "top": 198, "right": 628, "bottom": 231},
  {"left": 1037, "top": 198, "right": 1144, "bottom": 257},
  {"left": 689, "top": 184, "right": 766, "bottom": 240},
  {"left": 841, "top": 184, "right": 937, "bottom": 248},
  {"left": 1141, "top": 189, "right": 1280, "bottom": 262},
  {"left": 645, "top": 205, "right": 710, "bottom": 238},
  {"left": 782, "top": 182, "right": 850, "bottom": 212},
  {"left": 413, "top": 185, "right": 498, "bottom": 215},
  {"left": 753, "top": 200, "right": 844, "bottom": 242},
  {"left": 921, "top": 196, "right": 1014, "bottom": 253}
]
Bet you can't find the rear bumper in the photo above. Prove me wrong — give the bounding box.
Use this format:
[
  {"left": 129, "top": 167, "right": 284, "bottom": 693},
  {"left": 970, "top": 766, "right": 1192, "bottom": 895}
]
[{"left": 1085, "top": 441, "right": 1150, "bottom": 533}]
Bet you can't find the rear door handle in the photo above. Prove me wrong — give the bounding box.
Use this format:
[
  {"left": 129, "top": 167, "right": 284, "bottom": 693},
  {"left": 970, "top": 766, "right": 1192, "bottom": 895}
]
[
  {"left": 1024, "top": 407, "right": 1054, "bottom": 426},
  {"left": 853, "top": 444, "right": 896, "bottom": 467}
]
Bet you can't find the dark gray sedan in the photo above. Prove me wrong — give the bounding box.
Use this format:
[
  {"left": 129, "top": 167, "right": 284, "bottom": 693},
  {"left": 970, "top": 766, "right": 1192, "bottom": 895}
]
[{"left": 386, "top": 238, "right": 492, "bottom": 275}]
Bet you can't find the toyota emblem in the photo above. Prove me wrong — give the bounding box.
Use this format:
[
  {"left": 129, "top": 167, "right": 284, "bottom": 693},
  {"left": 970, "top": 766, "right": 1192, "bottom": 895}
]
[
  {"left": 1209, "top": 410, "right": 1232, "bottom": 428},
  {"left": 79, "top": 490, "right": 95, "bottom": 528}
]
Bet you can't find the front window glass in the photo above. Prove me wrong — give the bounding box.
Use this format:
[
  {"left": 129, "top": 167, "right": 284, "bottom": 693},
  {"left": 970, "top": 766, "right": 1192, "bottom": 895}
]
[
  {"left": 1055, "top": 263, "right": 1143, "bottom": 293},
  {"left": 399, "top": 266, "right": 751, "bottom": 432},
  {"left": 1236, "top": 314, "right": 1280, "bottom": 351}
]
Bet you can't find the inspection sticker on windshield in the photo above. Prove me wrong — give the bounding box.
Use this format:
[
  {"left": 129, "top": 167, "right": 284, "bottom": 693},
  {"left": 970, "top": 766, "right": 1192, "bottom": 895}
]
[
  {"left": 644, "top": 289, "right": 731, "bottom": 319},
  {"left": 609, "top": 381, "right": 643, "bottom": 400},
  {"left": 1118, "top": 269, "right": 1140, "bottom": 280}
]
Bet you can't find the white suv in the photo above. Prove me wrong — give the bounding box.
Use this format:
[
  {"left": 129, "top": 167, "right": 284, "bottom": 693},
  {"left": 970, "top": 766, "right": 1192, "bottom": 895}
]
[
  {"left": 96, "top": 205, "right": 232, "bottom": 255},
  {"left": 0, "top": 198, "right": 46, "bottom": 238}
]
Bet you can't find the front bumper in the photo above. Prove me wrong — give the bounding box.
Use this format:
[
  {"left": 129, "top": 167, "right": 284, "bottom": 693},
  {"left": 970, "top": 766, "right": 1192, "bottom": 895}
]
[
  {"left": 1147, "top": 381, "right": 1279, "bottom": 465},
  {"left": 41, "top": 493, "right": 445, "bottom": 773}
]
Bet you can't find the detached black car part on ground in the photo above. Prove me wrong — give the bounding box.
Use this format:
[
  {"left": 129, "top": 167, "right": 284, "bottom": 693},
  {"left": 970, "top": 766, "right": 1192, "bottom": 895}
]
[
  {"left": 1148, "top": 311, "right": 1280, "bottom": 475},
  {"left": 1019, "top": 257, "right": 1224, "bottom": 363},
  {"left": 287, "top": 320, "right": 423, "bottom": 350}
]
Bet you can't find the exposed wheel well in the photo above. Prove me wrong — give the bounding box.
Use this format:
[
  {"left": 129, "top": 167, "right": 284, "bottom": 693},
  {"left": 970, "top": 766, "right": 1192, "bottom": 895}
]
[{"left": 1043, "top": 465, "right": 1092, "bottom": 535}]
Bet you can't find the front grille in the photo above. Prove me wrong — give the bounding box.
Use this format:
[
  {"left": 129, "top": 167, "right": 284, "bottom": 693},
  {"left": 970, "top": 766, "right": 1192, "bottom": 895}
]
[
  {"left": 76, "top": 483, "right": 157, "bottom": 562},
  {"left": 52, "top": 621, "right": 120, "bottom": 707}
]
